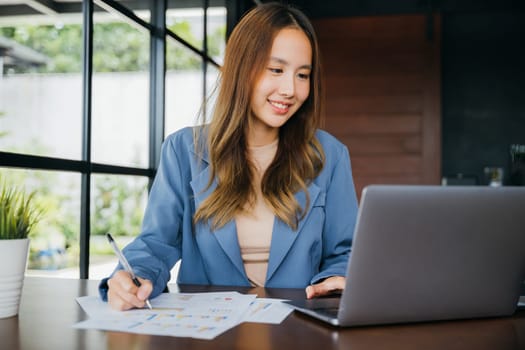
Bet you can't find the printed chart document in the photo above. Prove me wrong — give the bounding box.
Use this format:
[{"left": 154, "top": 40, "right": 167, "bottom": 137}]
[
  {"left": 74, "top": 292, "right": 292, "bottom": 340},
  {"left": 244, "top": 298, "right": 292, "bottom": 324}
]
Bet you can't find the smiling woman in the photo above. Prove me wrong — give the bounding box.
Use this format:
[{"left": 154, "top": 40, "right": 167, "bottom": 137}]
[
  {"left": 101, "top": 2, "right": 359, "bottom": 312},
  {"left": 249, "top": 28, "right": 312, "bottom": 139}
]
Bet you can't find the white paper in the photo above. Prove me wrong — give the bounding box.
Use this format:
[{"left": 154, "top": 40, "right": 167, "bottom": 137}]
[
  {"left": 74, "top": 292, "right": 293, "bottom": 340},
  {"left": 74, "top": 292, "right": 256, "bottom": 340},
  {"left": 244, "top": 298, "right": 293, "bottom": 324}
]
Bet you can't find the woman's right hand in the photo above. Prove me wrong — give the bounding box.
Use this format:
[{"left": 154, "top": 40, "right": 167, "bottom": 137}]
[{"left": 107, "top": 270, "right": 153, "bottom": 311}]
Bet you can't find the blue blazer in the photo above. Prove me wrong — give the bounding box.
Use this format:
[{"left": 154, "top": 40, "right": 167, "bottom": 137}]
[{"left": 100, "top": 127, "right": 358, "bottom": 300}]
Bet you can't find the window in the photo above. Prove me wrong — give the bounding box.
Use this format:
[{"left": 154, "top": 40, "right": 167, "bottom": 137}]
[
  {"left": 164, "top": 4, "right": 225, "bottom": 136},
  {"left": 0, "top": 0, "right": 227, "bottom": 280},
  {"left": 165, "top": 38, "right": 204, "bottom": 136},
  {"left": 0, "top": 14, "right": 83, "bottom": 160},
  {"left": 91, "top": 6, "right": 151, "bottom": 168},
  {"left": 89, "top": 174, "right": 149, "bottom": 280}
]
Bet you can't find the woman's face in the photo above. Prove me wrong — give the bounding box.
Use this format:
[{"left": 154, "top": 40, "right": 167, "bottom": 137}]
[{"left": 249, "top": 27, "right": 312, "bottom": 145}]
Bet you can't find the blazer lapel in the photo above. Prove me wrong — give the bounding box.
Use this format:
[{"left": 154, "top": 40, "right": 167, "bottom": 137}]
[
  {"left": 189, "top": 144, "right": 322, "bottom": 283},
  {"left": 212, "top": 221, "right": 246, "bottom": 278},
  {"left": 266, "top": 183, "right": 321, "bottom": 281},
  {"left": 189, "top": 152, "right": 246, "bottom": 280}
]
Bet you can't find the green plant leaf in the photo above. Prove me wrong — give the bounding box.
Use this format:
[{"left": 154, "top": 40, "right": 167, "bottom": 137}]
[{"left": 0, "top": 177, "right": 41, "bottom": 239}]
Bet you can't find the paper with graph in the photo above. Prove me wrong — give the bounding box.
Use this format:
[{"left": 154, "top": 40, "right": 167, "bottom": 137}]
[
  {"left": 74, "top": 291, "right": 292, "bottom": 340},
  {"left": 243, "top": 298, "right": 292, "bottom": 324}
]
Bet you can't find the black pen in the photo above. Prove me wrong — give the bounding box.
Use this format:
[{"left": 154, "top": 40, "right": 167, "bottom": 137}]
[{"left": 106, "top": 233, "right": 153, "bottom": 309}]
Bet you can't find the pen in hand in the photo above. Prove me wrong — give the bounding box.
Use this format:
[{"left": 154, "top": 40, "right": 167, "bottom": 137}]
[{"left": 106, "top": 233, "right": 153, "bottom": 310}]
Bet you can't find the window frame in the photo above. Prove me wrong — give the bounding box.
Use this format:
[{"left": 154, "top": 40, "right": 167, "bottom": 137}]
[{"left": 0, "top": 0, "right": 226, "bottom": 279}]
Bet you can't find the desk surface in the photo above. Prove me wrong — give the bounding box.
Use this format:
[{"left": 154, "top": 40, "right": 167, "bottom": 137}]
[{"left": 1, "top": 277, "right": 524, "bottom": 350}]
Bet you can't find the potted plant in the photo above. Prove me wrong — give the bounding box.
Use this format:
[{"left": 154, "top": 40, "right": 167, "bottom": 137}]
[{"left": 0, "top": 177, "right": 41, "bottom": 318}]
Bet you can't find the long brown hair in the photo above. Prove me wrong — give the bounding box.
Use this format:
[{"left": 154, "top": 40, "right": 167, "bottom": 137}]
[{"left": 194, "top": 2, "right": 324, "bottom": 230}]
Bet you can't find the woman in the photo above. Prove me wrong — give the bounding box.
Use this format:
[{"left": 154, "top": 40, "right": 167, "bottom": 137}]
[{"left": 101, "top": 2, "right": 358, "bottom": 311}]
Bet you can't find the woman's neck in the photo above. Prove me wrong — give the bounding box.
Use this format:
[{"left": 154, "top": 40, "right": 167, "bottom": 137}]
[{"left": 246, "top": 125, "right": 279, "bottom": 147}]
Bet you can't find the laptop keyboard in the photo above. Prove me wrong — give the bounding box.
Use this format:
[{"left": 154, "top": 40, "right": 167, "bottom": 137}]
[{"left": 315, "top": 307, "right": 339, "bottom": 318}]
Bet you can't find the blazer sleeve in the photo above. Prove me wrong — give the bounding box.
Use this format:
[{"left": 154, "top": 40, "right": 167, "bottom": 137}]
[
  {"left": 99, "top": 132, "right": 188, "bottom": 301},
  {"left": 311, "top": 144, "right": 358, "bottom": 284}
]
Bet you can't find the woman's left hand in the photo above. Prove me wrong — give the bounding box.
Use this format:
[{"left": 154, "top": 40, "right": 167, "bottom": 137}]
[{"left": 305, "top": 276, "right": 345, "bottom": 299}]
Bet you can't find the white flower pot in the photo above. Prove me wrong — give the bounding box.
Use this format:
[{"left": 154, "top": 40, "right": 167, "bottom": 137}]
[{"left": 0, "top": 238, "right": 30, "bottom": 319}]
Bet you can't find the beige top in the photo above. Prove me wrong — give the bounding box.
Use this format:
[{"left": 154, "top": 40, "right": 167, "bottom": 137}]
[{"left": 235, "top": 139, "right": 278, "bottom": 286}]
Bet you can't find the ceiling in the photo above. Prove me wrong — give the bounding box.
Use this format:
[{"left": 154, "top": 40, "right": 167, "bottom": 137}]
[
  {"left": 0, "top": 1, "right": 224, "bottom": 20},
  {"left": 0, "top": 0, "right": 522, "bottom": 21},
  {"left": 292, "top": 0, "right": 523, "bottom": 19}
]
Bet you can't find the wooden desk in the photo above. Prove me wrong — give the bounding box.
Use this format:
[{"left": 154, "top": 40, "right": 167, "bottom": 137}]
[{"left": 2, "top": 277, "right": 524, "bottom": 350}]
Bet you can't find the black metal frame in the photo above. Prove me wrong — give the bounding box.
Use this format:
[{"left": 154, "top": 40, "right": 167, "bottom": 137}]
[
  {"left": 149, "top": 0, "right": 166, "bottom": 182},
  {"left": 79, "top": 0, "right": 93, "bottom": 279}
]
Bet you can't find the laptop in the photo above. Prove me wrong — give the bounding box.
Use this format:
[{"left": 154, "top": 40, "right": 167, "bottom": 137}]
[{"left": 286, "top": 185, "right": 525, "bottom": 327}]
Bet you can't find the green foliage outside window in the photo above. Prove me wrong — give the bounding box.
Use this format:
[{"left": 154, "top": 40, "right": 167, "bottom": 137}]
[
  {"left": 91, "top": 175, "right": 147, "bottom": 238},
  {"left": 0, "top": 20, "right": 225, "bottom": 74}
]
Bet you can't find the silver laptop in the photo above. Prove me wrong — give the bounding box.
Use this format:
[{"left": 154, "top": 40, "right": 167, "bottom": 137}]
[{"left": 287, "top": 185, "right": 525, "bottom": 327}]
